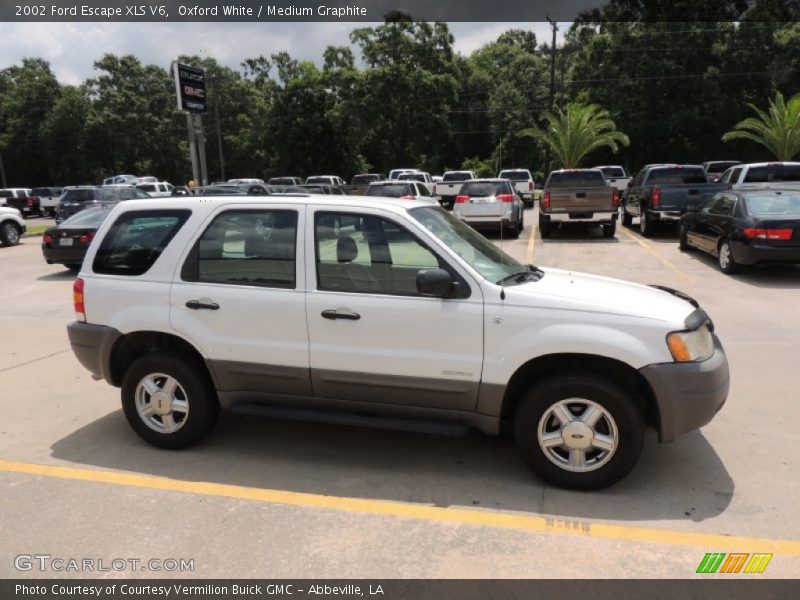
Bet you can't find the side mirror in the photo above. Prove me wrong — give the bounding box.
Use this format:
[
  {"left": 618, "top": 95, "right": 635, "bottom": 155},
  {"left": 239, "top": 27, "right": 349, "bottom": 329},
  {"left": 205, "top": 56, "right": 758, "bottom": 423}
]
[{"left": 416, "top": 269, "right": 454, "bottom": 298}]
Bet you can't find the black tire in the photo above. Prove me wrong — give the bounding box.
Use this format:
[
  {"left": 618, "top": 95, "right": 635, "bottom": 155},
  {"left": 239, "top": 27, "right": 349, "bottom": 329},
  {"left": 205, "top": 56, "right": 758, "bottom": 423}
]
[
  {"left": 513, "top": 373, "right": 644, "bottom": 490},
  {"left": 679, "top": 224, "right": 690, "bottom": 251},
  {"left": 717, "top": 239, "right": 739, "bottom": 274},
  {"left": 539, "top": 214, "right": 552, "bottom": 239},
  {"left": 121, "top": 350, "right": 220, "bottom": 449},
  {"left": 602, "top": 221, "right": 616, "bottom": 239},
  {"left": 621, "top": 206, "right": 633, "bottom": 227},
  {"left": 639, "top": 205, "right": 656, "bottom": 237},
  {"left": 0, "top": 221, "right": 21, "bottom": 246}
]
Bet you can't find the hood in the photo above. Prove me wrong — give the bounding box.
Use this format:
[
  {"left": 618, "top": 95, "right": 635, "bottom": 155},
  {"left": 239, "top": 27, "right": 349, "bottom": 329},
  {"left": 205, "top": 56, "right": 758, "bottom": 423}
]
[{"left": 508, "top": 267, "right": 695, "bottom": 326}]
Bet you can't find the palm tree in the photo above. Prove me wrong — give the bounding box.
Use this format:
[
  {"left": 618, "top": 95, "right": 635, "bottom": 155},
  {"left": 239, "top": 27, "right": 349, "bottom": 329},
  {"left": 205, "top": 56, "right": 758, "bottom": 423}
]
[
  {"left": 519, "top": 103, "right": 629, "bottom": 169},
  {"left": 722, "top": 91, "right": 800, "bottom": 160}
]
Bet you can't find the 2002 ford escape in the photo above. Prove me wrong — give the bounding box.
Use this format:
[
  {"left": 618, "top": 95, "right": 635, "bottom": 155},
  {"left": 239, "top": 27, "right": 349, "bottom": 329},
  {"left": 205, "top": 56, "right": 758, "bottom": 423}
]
[{"left": 67, "top": 195, "right": 729, "bottom": 489}]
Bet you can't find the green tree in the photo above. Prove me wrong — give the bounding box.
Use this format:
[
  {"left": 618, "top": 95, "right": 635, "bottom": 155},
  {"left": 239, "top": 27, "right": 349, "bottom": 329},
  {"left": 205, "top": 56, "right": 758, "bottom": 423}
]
[
  {"left": 40, "top": 85, "right": 92, "bottom": 184},
  {"left": 520, "top": 103, "right": 629, "bottom": 168},
  {"left": 0, "top": 58, "right": 61, "bottom": 185},
  {"left": 722, "top": 91, "right": 800, "bottom": 160}
]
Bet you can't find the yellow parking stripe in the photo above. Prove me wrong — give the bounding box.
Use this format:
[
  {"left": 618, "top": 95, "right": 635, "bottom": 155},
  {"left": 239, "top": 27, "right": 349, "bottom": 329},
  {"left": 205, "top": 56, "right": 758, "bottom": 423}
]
[
  {"left": 526, "top": 213, "right": 536, "bottom": 264},
  {"left": 619, "top": 227, "right": 694, "bottom": 284},
  {"left": 1, "top": 458, "right": 799, "bottom": 556}
]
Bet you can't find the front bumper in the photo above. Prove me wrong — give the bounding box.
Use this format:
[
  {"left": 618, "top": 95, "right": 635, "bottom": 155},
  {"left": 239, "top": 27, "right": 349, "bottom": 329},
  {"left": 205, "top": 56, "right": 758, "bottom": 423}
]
[
  {"left": 639, "top": 335, "right": 729, "bottom": 443},
  {"left": 67, "top": 322, "right": 122, "bottom": 384}
]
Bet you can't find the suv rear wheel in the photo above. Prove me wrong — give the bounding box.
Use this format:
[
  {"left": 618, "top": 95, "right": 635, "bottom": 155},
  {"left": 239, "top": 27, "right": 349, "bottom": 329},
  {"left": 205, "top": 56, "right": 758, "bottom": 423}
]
[
  {"left": 0, "top": 221, "right": 21, "bottom": 246},
  {"left": 513, "top": 373, "right": 644, "bottom": 490},
  {"left": 121, "top": 351, "right": 219, "bottom": 449}
]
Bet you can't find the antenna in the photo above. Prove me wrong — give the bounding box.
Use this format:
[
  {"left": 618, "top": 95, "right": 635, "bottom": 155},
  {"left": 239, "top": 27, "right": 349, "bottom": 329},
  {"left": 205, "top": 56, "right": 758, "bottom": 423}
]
[{"left": 499, "top": 210, "right": 505, "bottom": 300}]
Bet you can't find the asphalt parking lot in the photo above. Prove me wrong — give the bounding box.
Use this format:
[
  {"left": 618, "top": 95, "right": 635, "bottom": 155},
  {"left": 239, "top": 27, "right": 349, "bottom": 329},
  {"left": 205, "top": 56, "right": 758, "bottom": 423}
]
[{"left": 1, "top": 207, "right": 798, "bottom": 579}]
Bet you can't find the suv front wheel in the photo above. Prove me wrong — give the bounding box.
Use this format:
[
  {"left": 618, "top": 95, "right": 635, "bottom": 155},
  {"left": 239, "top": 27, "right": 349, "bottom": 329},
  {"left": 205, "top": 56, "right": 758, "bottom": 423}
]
[
  {"left": 121, "top": 351, "right": 219, "bottom": 449},
  {"left": 513, "top": 373, "right": 644, "bottom": 490}
]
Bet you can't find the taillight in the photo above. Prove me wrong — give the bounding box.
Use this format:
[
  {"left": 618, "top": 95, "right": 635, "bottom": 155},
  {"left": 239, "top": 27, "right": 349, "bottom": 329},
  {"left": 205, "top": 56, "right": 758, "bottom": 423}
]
[
  {"left": 652, "top": 188, "right": 661, "bottom": 207},
  {"left": 399, "top": 195, "right": 415, "bottom": 200},
  {"left": 455, "top": 195, "right": 469, "bottom": 204},
  {"left": 73, "top": 278, "right": 85, "bottom": 322},
  {"left": 26, "top": 197, "right": 33, "bottom": 206},
  {"left": 528, "top": 181, "right": 534, "bottom": 191},
  {"left": 496, "top": 194, "right": 514, "bottom": 203},
  {"left": 43, "top": 233, "right": 53, "bottom": 244},
  {"left": 743, "top": 228, "right": 793, "bottom": 240},
  {"left": 79, "top": 231, "right": 96, "bottom": 244},
  {"left": 432, "top": 184, "right": 437, "bottom": 194},
  {"left": 543, "top": 191, "right": 550, "bottom": 209},
  {"left": 612, "top": 189, "right": 621, "bottom": 207}
]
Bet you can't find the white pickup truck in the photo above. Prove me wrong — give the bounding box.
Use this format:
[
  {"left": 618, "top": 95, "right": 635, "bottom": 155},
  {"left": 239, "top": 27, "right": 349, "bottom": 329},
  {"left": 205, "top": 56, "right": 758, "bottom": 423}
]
[
  {"left": 719, "top": 161, "right": 800, "bottom": 191},
  {"left": 498, "top": 169, "right": 535, "bottom": 206},
  {"left": 31, "top": 187, "right": 63, "bottom": 218},
  {"left": 594, "top": 166, "right": 631, "bottom": 192},
  {"left": 434, "top": 171, "right": 476, "bottom": 209}
]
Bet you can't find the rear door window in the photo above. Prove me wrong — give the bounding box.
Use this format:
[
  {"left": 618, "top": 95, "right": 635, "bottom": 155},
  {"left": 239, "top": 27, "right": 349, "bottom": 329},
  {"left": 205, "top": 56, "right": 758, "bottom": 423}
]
[
  {"left": 93, "top": 210, "right": 190, "bottom": 276},
  {"left": 183, "top": 210, "right": 298, "bottom": 288}
]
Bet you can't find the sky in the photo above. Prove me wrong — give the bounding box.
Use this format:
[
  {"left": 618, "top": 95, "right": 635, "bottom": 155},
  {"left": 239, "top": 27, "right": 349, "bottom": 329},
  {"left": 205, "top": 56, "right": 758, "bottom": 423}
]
[{"left": 0, "top": 21, "right": 567, "bottom": 84}]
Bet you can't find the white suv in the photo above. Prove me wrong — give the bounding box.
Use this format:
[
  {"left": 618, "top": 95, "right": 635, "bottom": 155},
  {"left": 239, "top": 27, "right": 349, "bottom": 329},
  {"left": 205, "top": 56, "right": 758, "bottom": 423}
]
[{"left": 67, "top": 194, "right": 729, "bottom": 489}]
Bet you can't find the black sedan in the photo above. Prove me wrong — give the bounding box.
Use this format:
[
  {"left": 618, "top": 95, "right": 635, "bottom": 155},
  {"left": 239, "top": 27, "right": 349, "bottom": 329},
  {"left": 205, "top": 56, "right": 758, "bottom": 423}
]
[
  {"left": 679, "top": 189, "right": 800, "bottom": 273},
  {"left": 42, "top": 206, "right": 112, "bottom": 271}
]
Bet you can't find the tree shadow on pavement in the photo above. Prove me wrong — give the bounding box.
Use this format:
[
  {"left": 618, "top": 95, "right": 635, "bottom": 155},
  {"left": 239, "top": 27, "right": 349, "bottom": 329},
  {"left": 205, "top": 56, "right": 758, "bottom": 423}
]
[{"left": 51, "top": 410, "right": 733, "bottom": 524}]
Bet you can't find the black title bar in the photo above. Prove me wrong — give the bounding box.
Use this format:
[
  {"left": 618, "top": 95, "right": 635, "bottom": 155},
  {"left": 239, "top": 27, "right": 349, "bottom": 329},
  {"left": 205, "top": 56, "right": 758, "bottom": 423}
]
[{"left": 1, "top": 0, "right": 763, "bottom": 22}]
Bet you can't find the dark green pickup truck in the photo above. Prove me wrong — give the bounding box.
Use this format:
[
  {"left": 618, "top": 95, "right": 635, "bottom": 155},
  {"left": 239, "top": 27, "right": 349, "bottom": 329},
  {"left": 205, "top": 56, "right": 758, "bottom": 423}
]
[{"left": 622, "top": 165, "right": 730, "bottom": 237}]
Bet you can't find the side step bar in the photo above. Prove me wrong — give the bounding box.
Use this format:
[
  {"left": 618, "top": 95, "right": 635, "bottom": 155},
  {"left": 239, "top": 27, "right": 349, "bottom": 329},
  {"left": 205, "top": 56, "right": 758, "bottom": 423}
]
[{"left": 229, "top": 403, "right": 470, "bottom": 437}]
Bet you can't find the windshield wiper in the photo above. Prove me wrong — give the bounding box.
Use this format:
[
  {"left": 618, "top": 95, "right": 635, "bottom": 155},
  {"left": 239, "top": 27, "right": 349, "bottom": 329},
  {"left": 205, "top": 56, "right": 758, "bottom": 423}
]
[{"left": 496, "top": 265, "right": 544, "bottom": 286}]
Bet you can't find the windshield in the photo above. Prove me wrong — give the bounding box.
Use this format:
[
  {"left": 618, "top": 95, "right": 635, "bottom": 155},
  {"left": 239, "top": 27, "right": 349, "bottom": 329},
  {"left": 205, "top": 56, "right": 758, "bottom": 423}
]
[
  {"left": 547, "top": 171, "right": 606, "bottom": 188},
  {"left": 306, "top": 177, "right": 330, "bottom": 184},
  {"left": 705, "top": 162, "right": 739, "bottom": 174},
  {"left": 443, "top": 172, "right": 472, "bottom": 182},
  {"left": 410, "top": 206, "right": 526, "bottom": 283},
  {"left": 647, "top": 167, "right": 707, "bottom": 184},
  {"left": 744, "top": 164, "right": 800, "bottom": 183},
  {"left": 599, "top": 167, "right": 625, "bottom": 178},
  {"left": 744, "top": 193, "right": 800, "bottom": 216},
  {"left": 59, "top": 207, "right": 112, "bottom": 227},
  {"left": 499, "top": 170, "right": 531, "bottom": 181},
  {"left": 366, "top": 183, "right": 413, "bottom": 197}
]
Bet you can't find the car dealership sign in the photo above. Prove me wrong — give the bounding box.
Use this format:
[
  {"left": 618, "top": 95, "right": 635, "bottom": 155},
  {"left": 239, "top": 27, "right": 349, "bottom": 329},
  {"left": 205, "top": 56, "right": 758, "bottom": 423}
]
[{"left": 173, "top": 63, "right": 207, "bottom": 114}]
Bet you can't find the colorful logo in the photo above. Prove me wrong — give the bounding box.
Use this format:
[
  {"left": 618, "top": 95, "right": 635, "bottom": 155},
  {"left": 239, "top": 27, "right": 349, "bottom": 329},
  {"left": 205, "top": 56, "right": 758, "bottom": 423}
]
[{"left": 696, "top": 552, "right": 772, "bottom": 574}]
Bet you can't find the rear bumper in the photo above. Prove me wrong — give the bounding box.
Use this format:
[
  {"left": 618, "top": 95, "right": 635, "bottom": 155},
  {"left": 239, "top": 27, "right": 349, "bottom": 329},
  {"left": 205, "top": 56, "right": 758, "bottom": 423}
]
[
  {"left": 67, "top": 322, "right": 122, "bottom": 384},
  {"left": 639, "top": 336, "right": 729, "bottom": 443},
  {"left": 42, "top": 245, "right": 87, "bottom": 265},
  {"left": 457, "top": 216, "right": 519, "bottom": 229},
  {"left": 545, "top": 211, "right": 618, "bottom": 223},
  {"left": 648, "top": 210, "right": 684, "bottom": 222},
  {"left": 732, "top": 241, "right": 800, "bottom": 265}
]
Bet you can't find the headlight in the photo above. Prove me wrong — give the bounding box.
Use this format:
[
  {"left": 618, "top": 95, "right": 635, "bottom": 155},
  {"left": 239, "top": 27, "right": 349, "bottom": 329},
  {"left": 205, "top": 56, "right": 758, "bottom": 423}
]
[{"left": 667, "top": 324, "right": 714, "bottom": 362}]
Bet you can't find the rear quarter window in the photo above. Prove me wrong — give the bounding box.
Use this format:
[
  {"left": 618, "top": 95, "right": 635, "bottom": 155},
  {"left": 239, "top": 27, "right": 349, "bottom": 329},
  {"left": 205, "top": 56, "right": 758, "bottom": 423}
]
[{"left": 93, "top": 210, "right": 191, "bottom": 276}]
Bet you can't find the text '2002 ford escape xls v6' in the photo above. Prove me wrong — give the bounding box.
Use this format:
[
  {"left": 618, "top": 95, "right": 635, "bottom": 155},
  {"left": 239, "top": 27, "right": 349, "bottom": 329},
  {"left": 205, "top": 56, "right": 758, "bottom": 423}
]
[{"left": 67, "top": 194, "right": 729, "bottom": 489}]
